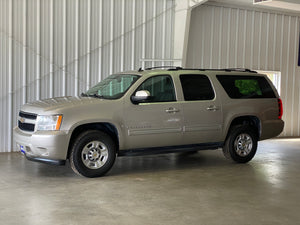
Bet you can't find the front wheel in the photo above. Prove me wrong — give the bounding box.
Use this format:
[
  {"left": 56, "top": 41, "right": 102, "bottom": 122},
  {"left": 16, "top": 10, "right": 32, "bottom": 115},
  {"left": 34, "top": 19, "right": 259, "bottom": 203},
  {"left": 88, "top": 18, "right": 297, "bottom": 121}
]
[
  {"left": 70, "top": 130, "right": 116, "bottom": 178},
  {"left": 223, "top": 125, "right": 258, "bottom": 163}
]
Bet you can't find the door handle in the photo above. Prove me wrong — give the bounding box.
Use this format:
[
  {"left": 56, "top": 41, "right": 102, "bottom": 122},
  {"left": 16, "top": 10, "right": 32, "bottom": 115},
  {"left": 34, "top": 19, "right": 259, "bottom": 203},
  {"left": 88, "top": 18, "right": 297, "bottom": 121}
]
[
  {"left": 206, "top": 105, "right": 219, "bottom": 111},
  {"left": 165, "top": 107, "right": 180, "bottom": 113}
]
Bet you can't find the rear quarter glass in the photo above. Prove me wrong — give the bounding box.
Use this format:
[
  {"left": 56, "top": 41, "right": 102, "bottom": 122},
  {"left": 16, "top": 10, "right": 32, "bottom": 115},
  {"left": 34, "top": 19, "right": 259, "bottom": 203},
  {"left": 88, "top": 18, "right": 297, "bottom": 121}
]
[{"left": 216, "top": 75, "right": 276, "bottom": 99}]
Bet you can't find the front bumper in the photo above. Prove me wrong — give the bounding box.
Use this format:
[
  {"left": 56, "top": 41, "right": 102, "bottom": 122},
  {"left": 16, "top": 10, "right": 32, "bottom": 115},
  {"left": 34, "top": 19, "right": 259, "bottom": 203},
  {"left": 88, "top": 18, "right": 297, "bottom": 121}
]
[
  {"left": 24, "top": 154, "right": 65, "bottom": 165},
  {"left": 13, "top": 126, "right": 69, "bottom": 164}
]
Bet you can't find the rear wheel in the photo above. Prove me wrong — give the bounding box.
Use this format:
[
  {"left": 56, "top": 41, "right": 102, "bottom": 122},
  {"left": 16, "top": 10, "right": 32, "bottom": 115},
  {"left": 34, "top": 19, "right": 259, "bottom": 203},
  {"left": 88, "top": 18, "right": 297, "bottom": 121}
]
[
  {"left": 70, "top": 130, "right": 116, "bottom": 177},
  {"left": 223, "top": 125, "right": 258, "bottom": 163}
]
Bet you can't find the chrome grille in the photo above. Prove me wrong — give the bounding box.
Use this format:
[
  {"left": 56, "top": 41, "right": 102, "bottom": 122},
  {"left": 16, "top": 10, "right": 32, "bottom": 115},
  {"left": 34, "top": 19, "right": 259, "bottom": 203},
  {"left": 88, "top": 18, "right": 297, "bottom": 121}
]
[
  {"left": 18, "top": 111, "right": 37, "bottom": 132},
  {"left": 19, "top": 111, "right": 37, "bottom": 120}
]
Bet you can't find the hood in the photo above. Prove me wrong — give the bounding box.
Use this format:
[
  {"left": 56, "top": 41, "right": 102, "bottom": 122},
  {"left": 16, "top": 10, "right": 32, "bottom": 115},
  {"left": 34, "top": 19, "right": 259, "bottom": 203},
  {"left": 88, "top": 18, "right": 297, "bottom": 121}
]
[{"left": 21, "top": 96, "right": 105, "bottom": 115}]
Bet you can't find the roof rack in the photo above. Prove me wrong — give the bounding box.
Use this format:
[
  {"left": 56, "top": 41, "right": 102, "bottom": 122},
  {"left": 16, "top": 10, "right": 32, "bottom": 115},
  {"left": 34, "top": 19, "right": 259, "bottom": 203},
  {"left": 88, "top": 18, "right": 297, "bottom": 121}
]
[
  {"left": 223, "top": 68, "right": 257, "bottom": 73},
  {"left": 138, "top": 66, "right": 183, "bottom": 72},
  {"left": 138, "top": 67, "right": 257, "bottom": 73},
  {"left": 180, "top": 68, "right": 257, "bottom": 73}
]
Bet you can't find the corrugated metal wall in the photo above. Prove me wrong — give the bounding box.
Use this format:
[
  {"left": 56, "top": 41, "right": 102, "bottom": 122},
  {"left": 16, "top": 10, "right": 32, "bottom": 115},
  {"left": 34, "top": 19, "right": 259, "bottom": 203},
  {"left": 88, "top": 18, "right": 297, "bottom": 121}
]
[
  {"left": 186, "top": 3, "right": 300, "bottom": 137},
  {"left": 0, "top": 0, "right": 175, "bottom": 152}
]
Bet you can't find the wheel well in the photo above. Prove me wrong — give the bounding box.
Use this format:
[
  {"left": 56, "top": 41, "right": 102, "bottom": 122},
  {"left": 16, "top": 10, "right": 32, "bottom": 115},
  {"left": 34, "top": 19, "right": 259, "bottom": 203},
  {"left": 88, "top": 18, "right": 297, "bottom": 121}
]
[
  {"left": 228, "top": 116, "right": 261, "bottom": 139},
  {"left": 67, "top": 123, "right": 119, "bottom": 159}
]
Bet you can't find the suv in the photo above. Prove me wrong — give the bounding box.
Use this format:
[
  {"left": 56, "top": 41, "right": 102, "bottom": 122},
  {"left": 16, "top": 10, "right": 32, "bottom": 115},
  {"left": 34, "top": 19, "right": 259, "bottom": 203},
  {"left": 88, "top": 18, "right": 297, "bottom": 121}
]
[{"left": 14, "top": 67, "right": 284, "bottom": 177}]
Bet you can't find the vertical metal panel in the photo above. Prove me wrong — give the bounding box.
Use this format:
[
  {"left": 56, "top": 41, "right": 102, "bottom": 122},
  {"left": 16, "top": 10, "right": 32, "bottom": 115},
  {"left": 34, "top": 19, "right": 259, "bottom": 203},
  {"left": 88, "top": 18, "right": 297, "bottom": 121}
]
[
  {"left": 120, "top": 0, "right": 125, "bottom": 71},
  {"left": 0, "top": 0, "right": 175, "bottom": 152},
  {"left": 22, "top": 0, "right": 26, "bottom": 104},
  {"left": 242, "top": 10, "right": 247, "bottom": 67},
  {"left": 186, "top": 3, "right": 300, "bottom": 137},
  {"left": 98, "top": 0, "right": 103, "bottom": 81},
  {"left": 62, "top": 0, "right": 66, "bottom": 95},
  {"left": 49, "top": 0, "right": 54, "bottom": 97},
  {"left": 86, "top": 0, "right": 91, "bottom": 89},
  {"left": 36, "top": 0, "right": 40, "bottom": 100},
  {"left": 218, "top": 7, "right": 223, "bottom": 68},
  {"left": 109, "top": 0, "right": 114, "bottom": 74},
  {"left": 162, "top": 0, "right": 167, "bottom": 66},
  {"left": 234, "top": 8, "right": 239, "bottom": 67},
  {"left": 131, "top": 0, "right": 136, "bottom": 70},
  {"left": 226, "top": 8, "right": 231, "bottom": 67},
  {"left": 74, "top": 0, "right": 79, "bottom": 95},
  {"left": 8, "top": 0, "right": 13, "bottom": 151},
  {"left": 291, "top": 18, "right": 298, "bottom": 136},
  {"left": 250, "top": 10, "right": 255, "bottom": 68},
  {"left": 283, "top": 16, "right": 291, "bottom": 136},
  {"left": 141, "top": 0, "right": 146, "bottom": 69}
]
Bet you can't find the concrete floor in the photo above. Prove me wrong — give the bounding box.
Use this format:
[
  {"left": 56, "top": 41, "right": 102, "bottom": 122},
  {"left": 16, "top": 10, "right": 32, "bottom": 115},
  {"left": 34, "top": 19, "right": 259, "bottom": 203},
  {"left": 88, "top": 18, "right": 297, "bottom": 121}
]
[{"left": 0, "top": 139, "right": 300, "bottom": 225}]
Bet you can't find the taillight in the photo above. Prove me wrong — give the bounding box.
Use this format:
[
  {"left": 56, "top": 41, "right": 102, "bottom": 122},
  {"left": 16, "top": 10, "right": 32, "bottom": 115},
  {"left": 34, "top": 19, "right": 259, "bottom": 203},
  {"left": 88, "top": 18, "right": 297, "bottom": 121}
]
[{"left": 278, "top": 98, "right": 283, "bottom": 119}]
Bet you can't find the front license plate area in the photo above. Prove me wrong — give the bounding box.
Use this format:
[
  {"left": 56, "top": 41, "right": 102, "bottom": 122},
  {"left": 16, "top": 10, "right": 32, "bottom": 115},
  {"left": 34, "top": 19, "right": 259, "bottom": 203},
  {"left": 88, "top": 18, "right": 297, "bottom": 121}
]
[{"left": 20, "top": 145, "right": 25, "bottom": 154}]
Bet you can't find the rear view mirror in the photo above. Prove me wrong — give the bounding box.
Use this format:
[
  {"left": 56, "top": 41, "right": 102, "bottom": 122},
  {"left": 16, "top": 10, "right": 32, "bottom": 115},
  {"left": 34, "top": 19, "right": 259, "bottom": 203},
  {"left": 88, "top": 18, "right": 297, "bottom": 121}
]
[{"left": 131, "top": 90, "right": 151, "bottom": 104}]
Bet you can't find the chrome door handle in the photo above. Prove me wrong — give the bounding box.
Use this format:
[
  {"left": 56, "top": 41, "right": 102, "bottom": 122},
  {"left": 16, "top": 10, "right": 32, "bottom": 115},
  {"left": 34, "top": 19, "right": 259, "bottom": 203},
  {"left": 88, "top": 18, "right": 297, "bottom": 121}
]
[
  {"left": 165, "top": 107, "right": 180, "bottom": 113},
  {"left": 206, "top": 105, "right": 219, "bottom": 111}
]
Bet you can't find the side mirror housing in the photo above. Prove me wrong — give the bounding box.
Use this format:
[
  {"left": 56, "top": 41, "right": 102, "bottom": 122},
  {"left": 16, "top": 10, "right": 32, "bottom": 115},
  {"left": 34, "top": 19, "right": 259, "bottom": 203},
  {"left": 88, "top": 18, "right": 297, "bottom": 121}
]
[{"left": 131, "top": 90, "right": 151, "bottom": 104}]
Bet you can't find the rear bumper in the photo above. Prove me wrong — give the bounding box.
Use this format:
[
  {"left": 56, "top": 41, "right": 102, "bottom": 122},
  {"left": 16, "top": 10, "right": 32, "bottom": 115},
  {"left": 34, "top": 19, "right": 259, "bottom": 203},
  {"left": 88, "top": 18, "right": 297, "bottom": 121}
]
[
  {"left": 13, "top": 126, "right": 69, "bottom": 163},
  {"left": 260, "top": 119, "right": 284, "bottom": 140}
]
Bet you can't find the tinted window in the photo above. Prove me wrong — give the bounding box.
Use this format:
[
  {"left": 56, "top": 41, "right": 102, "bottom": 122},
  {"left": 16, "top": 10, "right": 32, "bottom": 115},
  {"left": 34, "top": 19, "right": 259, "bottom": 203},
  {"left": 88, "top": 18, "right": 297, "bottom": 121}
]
[
  {"left": 136, "top": 75, "right": 176, "bottom": 102},
  {"left": 217, "top": 75, "right": 276, "bottom": 99},
  {"left": 180, "top": 75, "right": 215, "bottom": 101}
]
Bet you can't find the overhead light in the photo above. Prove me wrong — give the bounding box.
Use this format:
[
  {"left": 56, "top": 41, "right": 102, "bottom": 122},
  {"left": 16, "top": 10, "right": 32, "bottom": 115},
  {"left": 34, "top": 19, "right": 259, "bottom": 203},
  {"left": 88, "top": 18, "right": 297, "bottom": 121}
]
[
  {"left": 253, "top": 0, "right": 300, "bottom": 12},
  {"left": 253, "top": 0, "right": 272, "bottom": 3}
]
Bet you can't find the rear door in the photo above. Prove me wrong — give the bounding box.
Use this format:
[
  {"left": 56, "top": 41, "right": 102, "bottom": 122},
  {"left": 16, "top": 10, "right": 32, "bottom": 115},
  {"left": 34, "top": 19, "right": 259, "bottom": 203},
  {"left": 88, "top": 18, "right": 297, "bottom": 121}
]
[{"left": 179, "top": 74, "right": 223, "bottom": 144}]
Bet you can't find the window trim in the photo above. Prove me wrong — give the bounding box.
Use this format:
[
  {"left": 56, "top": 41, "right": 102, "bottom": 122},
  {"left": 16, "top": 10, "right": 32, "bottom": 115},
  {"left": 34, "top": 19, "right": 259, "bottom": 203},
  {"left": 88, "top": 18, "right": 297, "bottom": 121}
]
[
  {"left": 179, "top": 74, "right": 216, "bottom": 101},
  {"left": 216, "top": 75, "right": 277, "bottom": 99},
  {"left": 131, "top": 74, "right": 177, "bottom": 104}
]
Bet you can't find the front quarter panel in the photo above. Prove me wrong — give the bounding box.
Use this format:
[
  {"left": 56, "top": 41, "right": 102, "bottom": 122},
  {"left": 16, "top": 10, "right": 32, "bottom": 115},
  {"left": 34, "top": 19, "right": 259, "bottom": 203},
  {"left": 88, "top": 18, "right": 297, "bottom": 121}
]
[{"left": 58, "top": 99, "right": 124, "bottom": 152}]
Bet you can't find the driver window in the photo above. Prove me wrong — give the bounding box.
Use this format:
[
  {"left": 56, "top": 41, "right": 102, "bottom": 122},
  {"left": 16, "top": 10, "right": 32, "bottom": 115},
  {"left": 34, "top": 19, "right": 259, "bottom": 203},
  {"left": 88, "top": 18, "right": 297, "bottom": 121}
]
[{"left": 136, "top": 75, "right": 176, "bottom": 103}]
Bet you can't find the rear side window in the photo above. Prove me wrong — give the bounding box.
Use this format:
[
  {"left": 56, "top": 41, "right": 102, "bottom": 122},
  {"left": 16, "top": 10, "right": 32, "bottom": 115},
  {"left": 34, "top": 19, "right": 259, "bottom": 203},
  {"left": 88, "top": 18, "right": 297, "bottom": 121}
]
[
  {"left": 180, "top": 75, "right": 215, "bottom": 101},
  {"left": 217, "top": 75, "right": 276, "bottom": 99}
]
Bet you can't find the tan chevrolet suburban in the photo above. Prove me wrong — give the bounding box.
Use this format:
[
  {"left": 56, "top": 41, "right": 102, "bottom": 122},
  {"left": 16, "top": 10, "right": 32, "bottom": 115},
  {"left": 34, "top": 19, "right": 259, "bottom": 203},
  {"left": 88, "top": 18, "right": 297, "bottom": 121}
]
[{"left": 14, "top": 67, "right": 284, "bottom": 177}]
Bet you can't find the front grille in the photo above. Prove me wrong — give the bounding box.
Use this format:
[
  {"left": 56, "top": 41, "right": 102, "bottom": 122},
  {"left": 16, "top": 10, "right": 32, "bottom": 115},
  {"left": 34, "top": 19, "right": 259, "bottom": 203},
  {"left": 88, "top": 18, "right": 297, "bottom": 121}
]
[
  {"left": 18, "top": 121, "right": 35, "bottom": 132},
  {"left": 19, "top": 111, "right": 37, "bottom": 119},
  {"left": 18, "top": 111, "right": 37, "bottom": 132}
]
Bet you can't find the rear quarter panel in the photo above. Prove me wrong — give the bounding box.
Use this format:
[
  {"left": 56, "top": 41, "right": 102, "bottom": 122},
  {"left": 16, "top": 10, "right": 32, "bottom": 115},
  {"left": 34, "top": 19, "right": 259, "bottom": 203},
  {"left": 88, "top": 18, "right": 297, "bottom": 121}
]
[{"left": 211, "top": 72, "right": 284, "bottom": 141}]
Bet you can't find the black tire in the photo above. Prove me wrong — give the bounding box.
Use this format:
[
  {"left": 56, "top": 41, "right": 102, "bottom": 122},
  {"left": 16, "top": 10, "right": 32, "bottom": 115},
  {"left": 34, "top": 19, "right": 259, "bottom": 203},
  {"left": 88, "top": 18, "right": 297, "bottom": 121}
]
[
  {"left": 223, "top": 125, "right": 258, "bottom": 163},
  {"left": 70, "top": 130, "right": 116, "bottom": 178}
]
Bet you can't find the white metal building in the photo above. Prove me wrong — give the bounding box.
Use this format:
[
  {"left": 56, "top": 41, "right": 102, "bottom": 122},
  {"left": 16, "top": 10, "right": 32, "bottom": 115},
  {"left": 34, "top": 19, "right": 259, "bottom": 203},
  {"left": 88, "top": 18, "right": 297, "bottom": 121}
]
[
  {"left": 0, "top": 0, "right": 175, "bottom": 152},
  {"left": 0, "top": 0, "right": 299, "bottom": 152},
  {"left": 0, "top": 1, "right": 300, "bottom": 224}
]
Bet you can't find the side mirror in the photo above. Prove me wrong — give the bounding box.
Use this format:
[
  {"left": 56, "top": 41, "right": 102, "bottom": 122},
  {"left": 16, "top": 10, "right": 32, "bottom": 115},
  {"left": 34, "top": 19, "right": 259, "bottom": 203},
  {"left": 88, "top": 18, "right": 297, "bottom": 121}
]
[{"left": 131, "top": 90, "right": 151, "bottom": 104}]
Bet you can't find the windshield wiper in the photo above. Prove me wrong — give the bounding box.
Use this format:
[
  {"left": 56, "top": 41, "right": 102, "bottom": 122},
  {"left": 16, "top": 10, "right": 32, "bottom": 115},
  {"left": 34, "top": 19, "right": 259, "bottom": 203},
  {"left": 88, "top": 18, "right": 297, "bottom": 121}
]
[
  {"left": 81, "top": 93, "right": 104, "bottom": 99},
  {"left": 91, "top": 94, "right": 104, "bottom": 99}
]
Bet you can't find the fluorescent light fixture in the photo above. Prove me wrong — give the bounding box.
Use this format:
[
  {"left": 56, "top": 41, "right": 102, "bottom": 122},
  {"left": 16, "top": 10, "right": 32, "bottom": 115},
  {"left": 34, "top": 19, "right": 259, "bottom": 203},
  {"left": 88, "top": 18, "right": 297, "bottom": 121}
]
[{"left": 253, "top": 0, "right": 300, "bottom": 12}]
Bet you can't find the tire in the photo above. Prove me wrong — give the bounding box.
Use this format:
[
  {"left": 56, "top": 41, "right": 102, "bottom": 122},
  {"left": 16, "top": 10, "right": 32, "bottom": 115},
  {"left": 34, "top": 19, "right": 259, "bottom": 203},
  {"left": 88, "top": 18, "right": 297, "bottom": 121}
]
[
  {"left": 223, "top": 125, "right": 258, "bottom": 163},
  {"left": 70, "top": 130, "right": 116, "bottom": 178}
]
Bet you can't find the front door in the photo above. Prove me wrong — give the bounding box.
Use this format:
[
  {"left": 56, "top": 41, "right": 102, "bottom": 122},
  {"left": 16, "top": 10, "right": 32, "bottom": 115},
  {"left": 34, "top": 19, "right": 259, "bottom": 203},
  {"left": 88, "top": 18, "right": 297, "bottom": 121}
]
[{"left": 123, "top": 75, "right": 183, "bottom": 150}]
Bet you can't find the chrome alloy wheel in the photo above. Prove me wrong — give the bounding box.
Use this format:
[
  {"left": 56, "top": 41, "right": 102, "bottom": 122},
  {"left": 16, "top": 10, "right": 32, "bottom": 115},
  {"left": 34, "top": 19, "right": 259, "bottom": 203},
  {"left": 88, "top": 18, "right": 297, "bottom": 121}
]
[
  {"left": 234, "top": 133, "right": 253, "bottom": 157},
  {"left": 81, "top": 141, "right": 108, "bottom": 169}
]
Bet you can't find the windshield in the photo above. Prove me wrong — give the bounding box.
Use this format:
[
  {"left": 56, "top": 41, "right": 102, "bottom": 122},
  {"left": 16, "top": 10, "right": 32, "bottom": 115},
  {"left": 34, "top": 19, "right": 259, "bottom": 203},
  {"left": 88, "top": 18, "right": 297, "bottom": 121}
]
[{"left": 83, "top": 74, "right": 140, "bottom": 99}]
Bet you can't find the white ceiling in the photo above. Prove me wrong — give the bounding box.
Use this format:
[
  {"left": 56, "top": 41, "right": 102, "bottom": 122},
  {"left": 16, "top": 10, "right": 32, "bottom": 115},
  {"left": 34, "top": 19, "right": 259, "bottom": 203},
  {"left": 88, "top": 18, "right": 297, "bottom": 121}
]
[{"left": 210, "top": 0, "right": 300, "bottom": 13}]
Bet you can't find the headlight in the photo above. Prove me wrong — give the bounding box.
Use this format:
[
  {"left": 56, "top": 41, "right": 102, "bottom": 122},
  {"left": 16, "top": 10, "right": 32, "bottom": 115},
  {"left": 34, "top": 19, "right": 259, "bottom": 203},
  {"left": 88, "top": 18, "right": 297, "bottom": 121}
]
[{"left": 36, "top": 115, "right": 63, "bottom": 131}]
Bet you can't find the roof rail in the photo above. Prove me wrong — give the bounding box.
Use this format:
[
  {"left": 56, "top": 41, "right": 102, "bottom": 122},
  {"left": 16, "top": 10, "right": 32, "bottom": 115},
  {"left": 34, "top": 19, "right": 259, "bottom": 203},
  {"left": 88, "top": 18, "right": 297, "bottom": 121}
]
[
  {"left": 138, "top": 67, "right": 257, "bottom": 73},
  {"left": 223, "top": 68, "right": 257, "bottom": 73},
  {"left": 180, "top": 68, "right": 257, "bottom": 73},
  {"left": 138, "top": 66, "right": 183, "bottom": 72}
]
